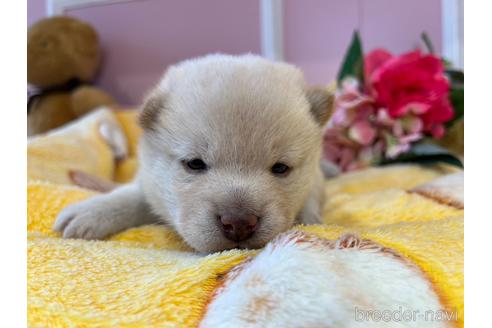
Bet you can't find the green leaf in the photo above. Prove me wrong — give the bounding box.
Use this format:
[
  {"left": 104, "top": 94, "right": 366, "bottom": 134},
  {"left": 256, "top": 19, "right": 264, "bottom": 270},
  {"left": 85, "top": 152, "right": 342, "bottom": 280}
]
[
  {"left": 337, "top": 31, "right": 364, "bottom": 85},
  {"left": 443, "top": 69, "right": 464, "bottom": 127},
  {"left": 442, "top": 58, "right": 454, "bottom": 69},
  {"left": 450, "top": 87, "right": 464, "bottom": 118},
  {"left": 446, "top": 69, "right": 464, "bottom": 86},
  {"left": 380, "top": 143, "right": 463, "bottom": 168},
  {"left": 421, "top": 32, "right": 435, "bottom": 54},
  {"left": 445, "top": 86, "right": 464, "bottom": 128}
]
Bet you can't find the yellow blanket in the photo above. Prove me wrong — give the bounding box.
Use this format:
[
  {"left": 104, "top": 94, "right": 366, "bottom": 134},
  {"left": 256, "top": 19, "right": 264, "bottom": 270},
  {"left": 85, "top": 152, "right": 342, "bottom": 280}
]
[{"left": 27, "top": 109, "right": 464, "bottom": 327}]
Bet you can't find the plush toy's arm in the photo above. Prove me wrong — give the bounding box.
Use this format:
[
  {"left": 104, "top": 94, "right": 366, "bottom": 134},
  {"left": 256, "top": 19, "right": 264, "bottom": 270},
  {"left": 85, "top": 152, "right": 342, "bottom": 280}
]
[{"left": 71, "top": 85, "right": 116, "bottom": 117}]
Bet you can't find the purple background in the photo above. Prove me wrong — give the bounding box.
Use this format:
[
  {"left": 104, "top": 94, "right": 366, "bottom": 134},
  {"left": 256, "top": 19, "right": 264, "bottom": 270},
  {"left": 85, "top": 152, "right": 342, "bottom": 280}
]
[{"left": 28, "top": 0, "right": 443, "bottom": 106}]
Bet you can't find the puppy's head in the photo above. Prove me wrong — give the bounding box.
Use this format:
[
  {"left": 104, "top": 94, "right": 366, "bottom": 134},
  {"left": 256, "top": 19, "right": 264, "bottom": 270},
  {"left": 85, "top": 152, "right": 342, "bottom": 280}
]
[{"left": 138, "top": 54, "right": 333, "bottom": 252}]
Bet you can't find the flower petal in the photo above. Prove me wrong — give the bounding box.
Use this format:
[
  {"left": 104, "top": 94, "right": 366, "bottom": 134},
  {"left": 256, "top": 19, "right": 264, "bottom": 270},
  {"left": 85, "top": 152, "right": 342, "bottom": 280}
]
[
  {"left": 348, "top": 121, "right": 377, "bottom": 145},
  {"left": 430, "top": 124, "right": 445, "bottom": 138},
  {"left": 375, "top": 109, "right": 395, "bottom": 126},
  {"left": 392, "top": 120, "right": 404, "bottom": 137},
  {"left": 398, "top": 133, "right": 423, "bottom": 144},
  {"left": 364, "top": 49, "right": 393, "bottom": 80},
  {"left": 339, "top": 147, "right": 356, "bottom": 172},
  {"left": 402, "top": 116, "right": 424, "bottom": 134}
]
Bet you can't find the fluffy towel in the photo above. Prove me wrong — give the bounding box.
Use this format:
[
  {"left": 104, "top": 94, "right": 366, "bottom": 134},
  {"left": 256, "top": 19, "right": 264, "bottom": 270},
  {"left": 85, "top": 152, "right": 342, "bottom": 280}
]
[{"left": 27, "top": 109, "right": 463, "bottom": 327}]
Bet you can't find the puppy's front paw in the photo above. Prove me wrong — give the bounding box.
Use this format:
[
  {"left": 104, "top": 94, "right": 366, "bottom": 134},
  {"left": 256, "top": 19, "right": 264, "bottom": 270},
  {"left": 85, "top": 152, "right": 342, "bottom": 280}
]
[{"left": 53, "top": 198, "right": 116, "bottom": 240}]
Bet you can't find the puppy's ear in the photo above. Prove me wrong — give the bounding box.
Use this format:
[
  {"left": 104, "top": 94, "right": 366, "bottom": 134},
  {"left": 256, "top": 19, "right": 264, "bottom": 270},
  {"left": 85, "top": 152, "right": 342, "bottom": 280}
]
[
  {"left": 305, "top": 87, "right": 335, "bottom": 126},
  {"left": 138, "top": 89, "right": 167, "bottom": 131}
]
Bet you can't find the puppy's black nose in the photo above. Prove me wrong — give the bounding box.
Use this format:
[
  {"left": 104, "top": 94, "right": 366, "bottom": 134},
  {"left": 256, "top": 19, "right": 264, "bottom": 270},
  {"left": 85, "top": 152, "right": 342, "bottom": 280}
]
[{"left": 218, "top": 213, "right": 258, "bottom": 241}]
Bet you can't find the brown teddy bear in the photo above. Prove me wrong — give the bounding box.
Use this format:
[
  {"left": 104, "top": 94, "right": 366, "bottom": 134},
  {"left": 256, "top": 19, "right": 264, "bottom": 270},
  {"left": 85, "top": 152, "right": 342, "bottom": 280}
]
[{"left": 28, "top": 16, "right": 116, "bottom": 136}]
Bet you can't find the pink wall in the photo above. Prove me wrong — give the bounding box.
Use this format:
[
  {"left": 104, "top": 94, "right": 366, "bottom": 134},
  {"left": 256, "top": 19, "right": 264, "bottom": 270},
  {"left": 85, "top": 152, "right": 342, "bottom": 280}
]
[
  {"left": 69, "top": 0, "right": 261, "bottom": 105},
  {"left": 28, "top": 0, "right": 443, "bottom": 106},
  {"left": 284, "top": 0, "right": 360, "bottom": 86},
  {"left": 359, "top": 0, "right": 442, "bottom": 54},
  {"left": 27, "top": 0, "right": 46, "bottom": 26},
  {"left": 284, "top": 0, "right": 442, "bottom": 85}
]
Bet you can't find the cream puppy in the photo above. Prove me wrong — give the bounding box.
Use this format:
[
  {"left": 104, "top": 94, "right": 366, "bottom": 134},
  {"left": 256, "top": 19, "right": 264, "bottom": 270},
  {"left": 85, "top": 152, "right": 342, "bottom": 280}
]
[{"left": 54, "top": 54, "right": 333, "bottom": 253}]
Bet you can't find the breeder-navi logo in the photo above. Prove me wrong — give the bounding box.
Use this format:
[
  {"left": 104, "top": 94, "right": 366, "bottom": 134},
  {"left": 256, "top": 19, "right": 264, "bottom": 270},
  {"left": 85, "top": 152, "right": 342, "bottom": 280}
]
[{"left": 354, "top": 307, "right": 458, "bottom": 323}]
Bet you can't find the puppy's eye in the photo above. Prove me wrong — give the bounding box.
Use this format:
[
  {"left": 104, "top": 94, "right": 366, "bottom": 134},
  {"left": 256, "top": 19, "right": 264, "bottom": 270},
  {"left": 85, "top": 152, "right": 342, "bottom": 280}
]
[
  {"left": 271, "top": 162, "right": 291, "bottom": 176},
  {"left": 183, "top": 158, "right": 208, "bottom": 172}
]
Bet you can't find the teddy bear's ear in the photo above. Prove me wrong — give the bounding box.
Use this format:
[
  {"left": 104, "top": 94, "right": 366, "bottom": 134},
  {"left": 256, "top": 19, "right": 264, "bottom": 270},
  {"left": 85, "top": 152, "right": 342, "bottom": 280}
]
[
  {"left": 305, "top": 87, "right": 335, "bottom": 127},
  {"left": 138, "top": 89, "right": 167, "bottom": 131}
]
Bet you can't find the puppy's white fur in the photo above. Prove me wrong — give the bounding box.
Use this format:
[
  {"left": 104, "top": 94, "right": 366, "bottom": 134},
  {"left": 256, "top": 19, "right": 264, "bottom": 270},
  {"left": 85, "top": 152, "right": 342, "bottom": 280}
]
[{"left": 54, "top": 54, "right": 333, "bottom": 252}]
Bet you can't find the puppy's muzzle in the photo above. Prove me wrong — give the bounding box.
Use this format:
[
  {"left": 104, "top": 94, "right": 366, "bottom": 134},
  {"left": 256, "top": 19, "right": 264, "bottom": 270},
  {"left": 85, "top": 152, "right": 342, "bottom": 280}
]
[{"left": 217, "top": 213, "right": 258, "bottom": 242}]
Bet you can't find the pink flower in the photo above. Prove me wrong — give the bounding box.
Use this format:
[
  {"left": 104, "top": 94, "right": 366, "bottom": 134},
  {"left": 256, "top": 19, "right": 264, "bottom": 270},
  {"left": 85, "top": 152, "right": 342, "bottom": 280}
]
[
  {"left": 401, "top": 116, "right": 424, "bottom": 134},
  {"left": 367, "top": 50, "right": 454, "bottom": 136},
  {"left": 348, "top": 121, "right": 376, "bottom": 145},
  {"left": 332, "top": 78, "right": 374, "bottom": 127},
  {"left": 364, "top": 49, "right": 392, "bottom": 89},
  {"left": 430, "top": 124, "right": 445, "bottom": 138},
  {"left": 323, "top": 83, "right": 382, "bottom": 171},
  {"left": 384, "top": 133, "right": 409, "bottom": 159},
  {"left": 322, "top": 47, "right": 455, "bottom": 172},
  {"left": 323, "top": 82, "right": 428, "bottom": 171}
]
